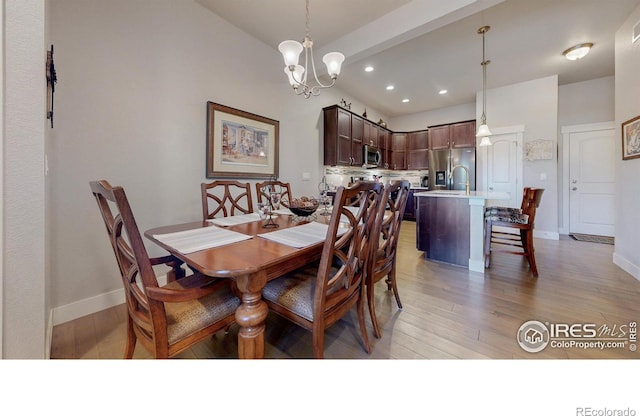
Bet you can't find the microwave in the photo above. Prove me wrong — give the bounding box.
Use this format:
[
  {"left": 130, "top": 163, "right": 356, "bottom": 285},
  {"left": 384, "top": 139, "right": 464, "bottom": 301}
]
[{"left": 363, "top": 145, "right": 381, "bottom": 168}]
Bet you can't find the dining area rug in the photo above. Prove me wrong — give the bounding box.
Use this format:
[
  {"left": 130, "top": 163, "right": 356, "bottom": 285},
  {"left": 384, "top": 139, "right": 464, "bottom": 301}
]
[{"left": 570, "top": 233, "right": 614, "bottom": 245}]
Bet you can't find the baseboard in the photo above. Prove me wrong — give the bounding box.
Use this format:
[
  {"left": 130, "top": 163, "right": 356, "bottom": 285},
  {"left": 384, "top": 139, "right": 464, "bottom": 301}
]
[
  {"left": 613, "top": 252, "right": 640, "bottom": 282},
  {"left": 534, "top": 229, "right": 559, "bottom": 240},
  {"left": 52, "top": 274, "right": 168, "bottom": 326}
]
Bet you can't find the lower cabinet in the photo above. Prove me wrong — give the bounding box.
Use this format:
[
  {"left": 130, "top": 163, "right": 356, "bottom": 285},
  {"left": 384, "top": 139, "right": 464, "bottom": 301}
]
[
  {"left": 416, "top": 196, "right": 470, "bottom": 267},
  {"left": 403, "top": 189, "right": 416, "bottom": 220}
]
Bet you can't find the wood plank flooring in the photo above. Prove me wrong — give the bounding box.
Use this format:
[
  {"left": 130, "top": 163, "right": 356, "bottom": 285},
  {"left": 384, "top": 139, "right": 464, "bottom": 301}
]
[{"left": 50, "top": 221, "right": 640, "bottom": 359}]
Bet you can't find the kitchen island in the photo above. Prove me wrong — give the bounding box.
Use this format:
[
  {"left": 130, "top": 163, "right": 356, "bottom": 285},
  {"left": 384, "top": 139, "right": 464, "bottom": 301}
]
[{"left": 414, "top": 190, "right": 510, "bottom": 273}]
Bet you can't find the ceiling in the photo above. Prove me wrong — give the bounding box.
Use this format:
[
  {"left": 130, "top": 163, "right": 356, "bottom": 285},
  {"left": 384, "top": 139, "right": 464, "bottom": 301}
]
[{"left": 197, "top": 0, "right": 640, "bottom": 118}]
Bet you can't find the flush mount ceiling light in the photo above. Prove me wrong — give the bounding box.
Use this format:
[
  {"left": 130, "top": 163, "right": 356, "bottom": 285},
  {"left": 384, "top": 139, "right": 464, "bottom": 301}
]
[
  {"left": 364, "top": 66, "right": 374, "bottom": 72},
  {"left": 278, "top": 0, "right": 345, "bottom": 98},
  {"left": 386, "top": 85, "right": 395, "bottom": 90},
  {"left": 477, "top": 25, "right": 492, "bottom": 146},
  {"left": 562, "top": 43, "right": 593, "bottom": 60}
]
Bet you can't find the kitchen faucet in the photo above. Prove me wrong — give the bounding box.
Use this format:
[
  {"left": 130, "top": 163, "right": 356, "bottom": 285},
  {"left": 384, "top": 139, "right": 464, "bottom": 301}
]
[{"left": 449, "top": 165, "right": 471, "bottom": 195}]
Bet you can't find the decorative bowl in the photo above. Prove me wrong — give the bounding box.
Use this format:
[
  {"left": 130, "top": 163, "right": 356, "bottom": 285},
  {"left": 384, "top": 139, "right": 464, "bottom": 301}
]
[{"left": 289, "top": 197, "right": 319, "bottom": 217}]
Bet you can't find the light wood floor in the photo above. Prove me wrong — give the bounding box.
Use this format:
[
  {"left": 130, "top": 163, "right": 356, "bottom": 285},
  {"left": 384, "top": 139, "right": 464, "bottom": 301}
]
[{"left": 50, "top": 221, "right": 640, "bottom": 359}]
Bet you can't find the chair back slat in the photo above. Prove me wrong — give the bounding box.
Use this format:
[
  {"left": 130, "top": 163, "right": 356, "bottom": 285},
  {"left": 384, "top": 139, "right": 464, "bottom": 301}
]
[
  {"left": 255, "top": 180, "right": 293, "bottom": 209},
  {"left": 201, "top": 180, "right": 253, "bottom": 220},
  {"left": 314, "top": 181, "right": 383, "bottom": 316}
]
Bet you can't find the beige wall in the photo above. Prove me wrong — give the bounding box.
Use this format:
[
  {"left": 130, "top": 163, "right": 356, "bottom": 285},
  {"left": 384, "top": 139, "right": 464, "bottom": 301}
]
[
  {"left": 614, "top": 4, "right": 640, "bottom": 280},
  {"left": 3, "top": 0, "right": 47, "bottom": 358}
]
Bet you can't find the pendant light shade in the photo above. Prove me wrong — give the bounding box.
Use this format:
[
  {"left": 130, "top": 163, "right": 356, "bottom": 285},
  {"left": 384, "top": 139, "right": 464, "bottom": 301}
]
[{"left": 476, "top": 25, "right": 492, "bottom": 146}]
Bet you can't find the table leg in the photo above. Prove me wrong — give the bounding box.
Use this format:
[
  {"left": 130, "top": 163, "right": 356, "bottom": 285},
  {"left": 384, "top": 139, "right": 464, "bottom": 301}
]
[{"left": 234, "top": 270, "right": 269, "bottom": 359}]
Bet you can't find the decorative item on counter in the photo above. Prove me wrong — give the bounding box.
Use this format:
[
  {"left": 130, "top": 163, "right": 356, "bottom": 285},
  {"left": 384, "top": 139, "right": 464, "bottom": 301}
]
[
  {"left": 363, "top": 108, "right": 367, "bottom": 118},
  {"left": 377, "top": 118, "right": 387, "bottom": 128},
  {"left": 318, "top": 176, "right": 331, "bottom": 216}
]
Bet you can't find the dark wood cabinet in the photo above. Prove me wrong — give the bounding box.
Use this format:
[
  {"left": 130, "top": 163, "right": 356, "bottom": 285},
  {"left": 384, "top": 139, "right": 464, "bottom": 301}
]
[
  {"left": 407, "top": 130, "right": 429, "bottom": 170},
  {"left": 363, "top": 120, "right": 378, "bottom": 147},
  {"left": 403, "top": 189, "right": 416, "bottom": 220},
  {"left": 323, "top": 105, "right": 362, "bottom": 166},
  {"left": 416, "top": 196, "right": 470, "bottom": 267},
  {"left": 429, "top": 120, "right": 476, "bottom": 150},
  {"left": 378, "top": 129, "right": 391, "bottom": 169},
  {"left": 391, "top": 133, "right": 407, "bottom": 170}
]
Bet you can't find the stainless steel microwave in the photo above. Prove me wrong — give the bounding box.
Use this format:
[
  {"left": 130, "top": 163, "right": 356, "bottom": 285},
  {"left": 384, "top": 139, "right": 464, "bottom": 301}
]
[{"left": 363, "top": 145, "right": 381, "bottom": 168}]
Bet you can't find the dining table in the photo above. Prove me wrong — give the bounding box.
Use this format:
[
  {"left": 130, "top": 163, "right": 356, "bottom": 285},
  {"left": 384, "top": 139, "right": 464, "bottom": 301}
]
[{"left": 144, "top": 210, "right": 332, "bottom": 359}]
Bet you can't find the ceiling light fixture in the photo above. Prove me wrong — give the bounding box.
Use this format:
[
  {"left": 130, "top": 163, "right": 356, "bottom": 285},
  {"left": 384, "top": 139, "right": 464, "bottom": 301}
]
[
  {"left": 365, "top": 66, "right": 374, "bottom": 72},
  {"left": 477, "top": 25, "right": 492, "bottom": 147},
  {"left": 562, "top": 42, "right": 593, "bottom": 60},
  {"left": 439, "top": 89, "right": 448, "bottom": 95},
  {"left": 402, "top": 98, "right": 410, "bottom": 103},
  {"left": 386, "top": 85, "right": 395, "bottom": 91},
  {"left": 278, "top": 0, "right": 345, "bottom": 98}
]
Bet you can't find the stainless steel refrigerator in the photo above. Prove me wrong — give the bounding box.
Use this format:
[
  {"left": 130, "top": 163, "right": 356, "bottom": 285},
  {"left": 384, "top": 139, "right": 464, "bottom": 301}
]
[{"left": 428, "top": 148, "right": 476, "bottom": 191}]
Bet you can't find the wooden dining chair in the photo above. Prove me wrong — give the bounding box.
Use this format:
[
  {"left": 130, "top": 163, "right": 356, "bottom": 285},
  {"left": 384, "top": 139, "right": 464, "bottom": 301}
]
[
  {"left": 255, "top": 180, "right": 293, "bottom": 209},
  {"left": 201, "top": 180, "right": 253, "bottom": 220},
  {"left": 366, "top": 180, "right": 411, "bottom": 339},
  {"left": 90, "top": 180, "right": 240, "bottom": 358},
  {"left": 484, "top": 187, "right": 545, "bottom": 277},
  {"left": 261, "top": 181, "right": 384, "bottom": 358}
]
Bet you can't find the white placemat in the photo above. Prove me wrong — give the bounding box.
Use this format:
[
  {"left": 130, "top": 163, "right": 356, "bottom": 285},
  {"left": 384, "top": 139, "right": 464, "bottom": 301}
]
[
  {"left": 207, "top": 213, "right": 261, "bottom": 227},
  {"left": 153, "top": 225, "right": 252, "bottom": 254},
  {"left": 258, "top": 221, "right": 347, "bottom": 248},
  {"left": 271, "top": 208, "right": 293, "bottom": 216}
]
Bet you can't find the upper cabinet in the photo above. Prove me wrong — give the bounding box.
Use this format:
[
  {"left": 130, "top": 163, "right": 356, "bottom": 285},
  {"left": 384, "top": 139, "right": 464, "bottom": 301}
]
[
  {"left": 429, "top": 120, "right": 476, "bottom": 150},
  {"left": 407, "top": 130, "right": 429, "bottom": 170},
  {"left": 391, "top": 133, "right": 407, "bottom": 170},
  {"left": 324, "top": 105, "right": 364, "bottom": 166}
]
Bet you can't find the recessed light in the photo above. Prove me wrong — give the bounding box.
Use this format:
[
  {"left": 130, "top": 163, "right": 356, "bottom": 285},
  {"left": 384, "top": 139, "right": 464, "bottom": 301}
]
[
  {"left": 402, "top": 98, "right": 410, "bottom": 103},
  {"left": 562, "top": 43, "right": 593, "bottom": 60},
  {"left": 386, "top": 85, "right": 395, "bottom": 91},
  {"left": 439, "top": 89, "right": 448, "bottom": 95},
  {"left": 364, "top": 66, "right": 374, "bottom": 72}
]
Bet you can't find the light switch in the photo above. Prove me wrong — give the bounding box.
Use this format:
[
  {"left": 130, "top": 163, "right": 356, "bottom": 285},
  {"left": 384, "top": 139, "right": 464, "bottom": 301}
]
[
  {"left": 302, "top": 172, "right": 310, "bottom": 181},
  {"left": 540, "top": 172, "right": 547, "bottom": 181}
]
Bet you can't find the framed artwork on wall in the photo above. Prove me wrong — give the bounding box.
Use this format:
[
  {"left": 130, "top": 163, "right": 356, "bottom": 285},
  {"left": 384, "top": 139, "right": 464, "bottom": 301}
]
[
  {"left": 622, "top": 114, "right": 640, "bottom": 161},
  {"left": 206, "top": 101, "right": 279, "bottom": 178}
]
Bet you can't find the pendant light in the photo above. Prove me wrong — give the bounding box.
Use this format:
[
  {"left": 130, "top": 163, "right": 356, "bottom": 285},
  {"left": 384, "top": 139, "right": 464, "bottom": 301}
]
[
  {"left": 278, "top": 0, "right": 345, "bottom": 98},
  {"left": 477, "top": 25, "right": 492, "bottom": 146}
]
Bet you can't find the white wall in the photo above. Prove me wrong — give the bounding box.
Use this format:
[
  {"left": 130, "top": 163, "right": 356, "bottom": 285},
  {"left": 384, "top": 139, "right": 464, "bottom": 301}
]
[
  {"left": 389, "top": 102, "right": 475, "bottom": 131},
  {"left": 3, "top": 0, "right": 47, "bottom": 358},
  {"left": 613, "top": 5, "right": 640, "bottom": 280},
  {"left": 48, "top": 0, "right": 385, "bottom": 324}
]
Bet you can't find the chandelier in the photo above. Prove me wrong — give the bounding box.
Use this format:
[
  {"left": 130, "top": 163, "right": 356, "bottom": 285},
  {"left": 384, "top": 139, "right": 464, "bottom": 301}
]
[
  {"left": 477, "top": 25, "right": 492, "bottom": 146},
  {"left": 278, "top": 0, "right": 345, "bottom": 98}
]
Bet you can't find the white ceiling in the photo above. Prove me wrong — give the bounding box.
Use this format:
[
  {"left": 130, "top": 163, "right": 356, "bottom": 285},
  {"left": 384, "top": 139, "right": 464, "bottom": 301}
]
[{"left": 197, "top": 0, "right": 640, "bottom": 117}]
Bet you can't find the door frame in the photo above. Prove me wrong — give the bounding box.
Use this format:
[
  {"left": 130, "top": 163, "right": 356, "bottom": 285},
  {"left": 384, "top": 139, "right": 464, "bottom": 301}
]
[
  {"left": 476, "top": 124, "right": 524, "bottom": 202},
  {"left": 560, "top": 121, "right": 615, "bottom": 235}
]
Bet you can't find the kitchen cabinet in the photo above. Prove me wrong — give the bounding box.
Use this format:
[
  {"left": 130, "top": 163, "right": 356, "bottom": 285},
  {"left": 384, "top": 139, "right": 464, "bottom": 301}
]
[
  {"left": 391, "top": 133, "right": 407, "bottom": 170},
  {"left": 407, "top": 130, "right": 429, "bottom": 170},
  {"left": 323, "top": 105, "right": 363, "bottom": 166},
  {"left": 363, "top": 120, "right": 379, "bottom": 147},
  {"left": 428, "top": 120, "right": 476, "bottom": 150},
  {"left": 378, "top": 128, "right": 391, "bottom": 169}
]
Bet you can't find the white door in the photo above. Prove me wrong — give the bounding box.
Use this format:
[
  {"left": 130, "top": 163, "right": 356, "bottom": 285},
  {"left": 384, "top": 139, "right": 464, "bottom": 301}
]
[
  {"left": 478, "top": 129, "right": 523, "bottom": 208},
  {"left": 568, "top": 129, "right": 615, "bottom": 236}
]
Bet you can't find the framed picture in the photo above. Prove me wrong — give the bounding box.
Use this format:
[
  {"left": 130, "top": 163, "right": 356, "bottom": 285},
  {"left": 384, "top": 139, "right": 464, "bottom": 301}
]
[
  {"left": 206, "top": 101, "right": 279, "bottom": 178},
  {"left": 622, "top": 114, "right": 640, "bottom": 160}
]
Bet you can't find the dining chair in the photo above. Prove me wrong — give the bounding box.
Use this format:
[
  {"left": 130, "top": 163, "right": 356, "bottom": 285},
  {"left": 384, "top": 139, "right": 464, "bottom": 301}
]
[
  {"left": 255, "top": 179, "right": 293, "bottom": 209},
  {"left": 261, "top": 181, "right": 384, "bottom": 358},
  {"left": 90, "top": 180, "right": 240, "bottom": 358},
  {"left": 366, "top": 180, "right": 411, "bottom": 339},
  {"left": 201, "top": 180, "right": 254, "bottom": 220},
  {"left": 484, "top": 187, "right": 545, "bottom": 277}
]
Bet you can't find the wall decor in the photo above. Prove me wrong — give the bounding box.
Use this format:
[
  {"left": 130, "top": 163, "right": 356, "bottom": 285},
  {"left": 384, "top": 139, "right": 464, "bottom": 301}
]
[
  {"left": 46, "top": 44, "right": 57, "bottom": 128},
  {"left": 524, "top": 139, "right": 553, "bottom": 161},
  {"left": 206, "top": 102, "right": 279, "bottom": 178},
  {"left": 622, "top": 114, "right": 640, "bottom": 160}
]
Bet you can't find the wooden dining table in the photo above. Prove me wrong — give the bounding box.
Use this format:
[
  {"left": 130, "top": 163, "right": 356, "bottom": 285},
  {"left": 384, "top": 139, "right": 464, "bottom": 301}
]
[{"left": 144, "top": 213, "right": 330, "bottom": 359}]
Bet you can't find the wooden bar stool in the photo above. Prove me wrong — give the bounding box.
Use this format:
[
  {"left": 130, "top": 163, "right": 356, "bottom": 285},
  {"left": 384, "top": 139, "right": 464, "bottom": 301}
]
[{"left": 484, "top": 187, "right": 544, "bottom": 276}]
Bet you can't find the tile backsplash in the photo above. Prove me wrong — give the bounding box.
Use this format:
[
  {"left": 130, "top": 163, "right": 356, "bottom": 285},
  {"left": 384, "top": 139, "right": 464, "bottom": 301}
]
[{"left": 322, "top": 166, "right": 429, "bottom": 190}]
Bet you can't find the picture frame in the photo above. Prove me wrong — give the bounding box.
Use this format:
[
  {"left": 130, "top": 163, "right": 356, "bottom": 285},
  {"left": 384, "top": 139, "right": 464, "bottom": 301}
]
[
  {"left": 206, "top": 101, "right": 279, "bottom": 178},
  {"left": 622, "top": 114, "right": 640, "bottom": 161}
]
